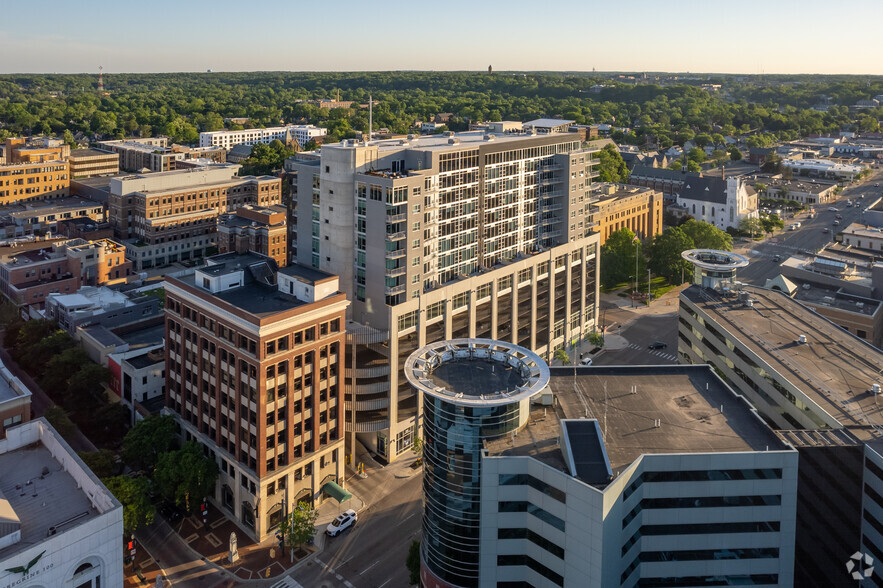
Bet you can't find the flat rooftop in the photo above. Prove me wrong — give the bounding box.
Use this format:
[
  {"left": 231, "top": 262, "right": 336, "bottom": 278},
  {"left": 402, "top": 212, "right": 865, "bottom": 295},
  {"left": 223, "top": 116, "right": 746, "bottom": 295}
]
[
  {"left": 429, "top": 359, "right": 525, "bottom": 398},
  {"left": 327, "top": 130, "right": 588, "bottom": 156},
  {"left": 0, "top": 362, "right": 28, "bottom": 405},
  {"left": 177, "top": 272, "right": 310, "bottom": 317},
  {"left": 485, "top": 365, "right": 785, "bottom": 482},
  {"left": 117, "top": 322, "right": 164, "bottom": 348},
  {"left": 69, "top": 148, "right": 116, "bottom": 158},
  {"left": 681, "top": 285, "right": 883, "bottom": 439},
  {"left": 792, "top": 282, "right": 881, "bottom": 316},
  {"left": 0, "top": 442, "right": 99, "bottom": 561}
]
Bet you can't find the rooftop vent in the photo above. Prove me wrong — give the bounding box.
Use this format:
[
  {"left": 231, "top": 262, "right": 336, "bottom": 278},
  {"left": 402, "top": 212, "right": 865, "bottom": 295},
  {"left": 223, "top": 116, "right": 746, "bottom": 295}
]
[
  {"left": 448, "top": 138, "right": 460, "bottom": 145},
  {"left": 797, "top": 334, "right": 807, "bottom": 344}
]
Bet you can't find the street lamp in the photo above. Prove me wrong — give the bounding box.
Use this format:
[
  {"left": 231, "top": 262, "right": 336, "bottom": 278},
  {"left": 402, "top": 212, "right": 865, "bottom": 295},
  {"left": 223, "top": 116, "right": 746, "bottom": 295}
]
[{"left": 633, "top": 236, "right": 640, "bottom": 308}]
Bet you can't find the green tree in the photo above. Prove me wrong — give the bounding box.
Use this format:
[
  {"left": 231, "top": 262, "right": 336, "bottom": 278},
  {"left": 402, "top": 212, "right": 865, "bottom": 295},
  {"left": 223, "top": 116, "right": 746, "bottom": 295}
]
[
  {"left": 65, "top": 363, "right": 110, "bottom": 418},
  {"left": 597, "top": 143, "right": 628, "bottom": 183},
  {"left": 103, "top": 475, "right": 155, "bottom": 535},
  {"left": 688, "top": 147, "right": 707, "bottom": 164},
  {"left": 45, "top": 406, "right": 77, "bottom": 440},
  {"left": 647, "top": 227, "right": 694, "bottom": 284},
  {"left": 62, "top": 129, "right": 76, "bottom": 148},
  {"left": 553, "top": 348, "right": 571, "bottom": 365},
  {"left": 680, "top": 219, "right": 733, "bottom": 251},
  {"left": 411, "top": 436, "right": 423, "bottom": 459},
  {"left": 739, "top": 216, "right": 764, "bottom": 238},
  {"left": 153, "top": 441, "right": 219, "bottom": 513},
  {"left": 600, "top": 228, "right": 641, "bottom": 288},
  {"left": 711, "top": 149, "right": 728, "bottom": 167},
  {"left": 728, "top": 146, "right": 743, "bottom": 161},
  {"left": 78, "top": 449, "right": 117, "bottom": 478},
  {"left": 41, "top": 346, "right": 90, "bottom": 397},
  {"left": 278, "top": 502, "right": 319, "bottom": 550},
  {"left": 122, "top": 414, "right": 179, "bottom": 472},
  {"left": 406, "top": 540, "right": 421, "bottom": 586},
  {"left": 668, "top": 159, "right": 701, "bottom": 173},
  {"left": 19, "top": 329, "right": 75, "bottom": 377}
]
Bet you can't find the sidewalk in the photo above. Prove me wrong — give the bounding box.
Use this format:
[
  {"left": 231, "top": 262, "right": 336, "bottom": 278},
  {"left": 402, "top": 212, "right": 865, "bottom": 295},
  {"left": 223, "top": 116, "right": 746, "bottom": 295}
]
[{"left": 127, "top": 488, "right": 369, "bottom": 586}]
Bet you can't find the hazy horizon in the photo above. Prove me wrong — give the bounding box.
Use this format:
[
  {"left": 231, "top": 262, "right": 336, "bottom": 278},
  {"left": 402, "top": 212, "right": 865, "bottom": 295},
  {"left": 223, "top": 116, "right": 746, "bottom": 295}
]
[{"left": 2, "top": 0, "right": 882, "bottom": 76}]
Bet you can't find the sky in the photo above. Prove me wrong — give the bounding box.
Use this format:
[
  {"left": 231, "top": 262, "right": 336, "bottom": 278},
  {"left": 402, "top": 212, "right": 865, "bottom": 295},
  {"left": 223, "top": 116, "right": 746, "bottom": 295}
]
[{"left": 2, "top": 0, "right": 883, "bottom": 75}]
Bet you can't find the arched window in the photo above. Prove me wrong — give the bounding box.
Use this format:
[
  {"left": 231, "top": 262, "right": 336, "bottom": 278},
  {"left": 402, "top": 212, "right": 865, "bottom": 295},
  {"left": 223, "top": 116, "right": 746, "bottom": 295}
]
[{"left": 70, "top": 557, "right": 102, "bottom": 588}]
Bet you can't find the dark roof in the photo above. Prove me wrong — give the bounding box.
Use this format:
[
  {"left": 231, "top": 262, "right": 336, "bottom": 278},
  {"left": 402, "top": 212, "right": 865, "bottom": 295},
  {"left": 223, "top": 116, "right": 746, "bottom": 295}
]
[
  {"left": 630, "top": 165, "right": 692, "bottom": 181},
  {"left": 678, "top": 175, "right": 728, "bottom": 204},
  {"left": 749, "top": 147, "right": 774, "bottom": 155},
  {"left": 562, "top": 420, "right": 613, "bottom": 485}
]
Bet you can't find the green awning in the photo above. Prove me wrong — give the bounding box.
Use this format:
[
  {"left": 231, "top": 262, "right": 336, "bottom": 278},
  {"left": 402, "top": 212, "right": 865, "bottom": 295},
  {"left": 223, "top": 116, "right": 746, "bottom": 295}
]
[{"left": 322, "top": 481, "right": 352, "bottom": 503}]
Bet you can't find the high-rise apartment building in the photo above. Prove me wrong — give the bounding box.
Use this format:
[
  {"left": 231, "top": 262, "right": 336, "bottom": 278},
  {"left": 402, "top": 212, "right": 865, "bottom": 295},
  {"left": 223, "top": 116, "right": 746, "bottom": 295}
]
[
  {"left": 286, "top": 131, "right": 602, "bottom": 463},
  {"left": 404, "top": 340, "right": 798, "bottom": 588},
  {"left": 164, "top": 252, "right": 349, "bottom": 540},
  {"left": 107, "top": 164, "right": 281, "bottom": 269}
]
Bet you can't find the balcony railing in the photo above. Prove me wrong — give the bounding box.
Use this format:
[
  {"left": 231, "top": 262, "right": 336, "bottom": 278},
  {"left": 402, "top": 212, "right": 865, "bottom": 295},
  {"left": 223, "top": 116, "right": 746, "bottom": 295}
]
[
  {"left": 386, "top": 266, "right": 406, "bottom": 278},
  {"left": 386, "top": 248, "right": 406, "bottom": 259},
  {"left": 386, "top": 231, "right": 406, "bottom": 242},
  {"left": 386, "top": 284, "right": 406, "bottom": 295}
]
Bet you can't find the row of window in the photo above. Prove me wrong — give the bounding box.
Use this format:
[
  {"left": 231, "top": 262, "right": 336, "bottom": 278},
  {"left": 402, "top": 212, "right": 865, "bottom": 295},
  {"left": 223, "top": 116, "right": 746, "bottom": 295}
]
[
  {"left": 622, "top": 521, "right": 781, "bottom": 557},
  {"left": 623, "top": 468, "right": 783, "bottom": 501},
  {"left": 497, "top": 554, "right": 562, "bottom": 587},
  {"left": 622, "top": 494, "right": 782, "bottom": 528},
  {"left": 498, "top": 501, "right": 565, "bottom": 532},
  {"left": 498, "top": 473, "right": 566, "bottom": 504}
]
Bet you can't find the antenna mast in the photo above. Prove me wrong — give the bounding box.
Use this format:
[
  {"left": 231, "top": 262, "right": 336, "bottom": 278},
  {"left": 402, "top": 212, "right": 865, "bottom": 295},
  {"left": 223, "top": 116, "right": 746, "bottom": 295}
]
[{"left": 97, "top": 65, "right": 104, "bottom": 93}]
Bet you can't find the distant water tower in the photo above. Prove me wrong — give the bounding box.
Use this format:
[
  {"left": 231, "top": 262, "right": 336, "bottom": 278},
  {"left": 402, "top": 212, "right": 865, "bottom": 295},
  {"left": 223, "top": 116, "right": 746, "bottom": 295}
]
[{"left": 488, "top": 64, "right": 493, "bottom": 74}]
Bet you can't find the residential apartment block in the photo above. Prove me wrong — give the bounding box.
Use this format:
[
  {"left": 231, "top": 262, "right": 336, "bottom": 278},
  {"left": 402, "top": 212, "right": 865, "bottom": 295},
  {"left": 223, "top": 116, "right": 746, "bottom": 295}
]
[
  {"left": 405, "top": 340, "right": 797, "bottom": 588},
  {"left": 199, "top": 125, "right": 327, "bottom": 150},
  {"left": 68, "top": 148, "right": 120, "bottom": 178},
  {"left": 679, "top": 283, "right": 883, "bottom": 587},
  {"left": 0, "top": 198, "right": 105, "bottom": 238},
  {"left": 217, "top": 204, "right": 288, "bottom": 267},
  {"left": 107, "top": 164, "right": 281, "bottom": 269},
  {"left": 286, "top": 131, "right": 602, "bottom": 463},
  {"left": 164, "top": 253, "right": 349, "bottom": 540},
  {"left": 0, "top": 238, "right": 133, "bottom": 310},
  {"left": 589, "top": 183, "right": 663, "bottom": 244}
]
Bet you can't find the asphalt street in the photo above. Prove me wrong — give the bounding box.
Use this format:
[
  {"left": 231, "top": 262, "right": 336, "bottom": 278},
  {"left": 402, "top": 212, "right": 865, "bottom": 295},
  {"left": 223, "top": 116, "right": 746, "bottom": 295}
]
[
  {"left": 593, "top": 315, "right": 679, "bottom": 366},
  {"left": 737, "top": 171, "right": 883, "bottom": 286},
  {"left": 290, "top": 473, "right": 423, "bottom": 588}
]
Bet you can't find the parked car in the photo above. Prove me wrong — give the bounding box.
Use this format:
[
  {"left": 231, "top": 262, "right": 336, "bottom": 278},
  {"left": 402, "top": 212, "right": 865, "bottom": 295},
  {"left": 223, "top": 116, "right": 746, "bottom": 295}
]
[
  {"left": 326, "top": 509, "right": 358, "bottom": 536},
  {"left": 648, "top": 341, "right": 667, "bottom": 350},
  {"left": 835, "top": 214, "right": 842, "bottom": 219},
  {"left": 773, "top": 254, "right": 781, "bottom": 262},
  {"left": 828, "top": 207, "right": 839, "bottom": 212},
  {"left": 823, "top": 227, "right": 830, "bottom": 233},
  {"left": 580, "top": 356, "right": 593, "bottom": 366},
  {"left": 833, "top": 220, "right": 840, "bottom": 226}
]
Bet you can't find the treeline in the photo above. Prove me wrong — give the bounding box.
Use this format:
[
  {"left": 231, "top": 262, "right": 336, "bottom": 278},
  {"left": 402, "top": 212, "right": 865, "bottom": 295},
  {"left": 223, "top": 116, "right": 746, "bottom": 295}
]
[{"left": 1, "top": 72, "right": 881, "bottom": 147}]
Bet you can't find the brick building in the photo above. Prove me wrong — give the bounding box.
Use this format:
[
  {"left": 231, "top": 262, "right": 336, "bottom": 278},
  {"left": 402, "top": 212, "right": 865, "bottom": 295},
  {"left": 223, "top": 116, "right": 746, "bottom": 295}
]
[
  {"left": 108, "top": 164, "right": 281, "bottom": 269},
  {"left": 0, "top": 238, "right": 133, "bottom": 310},
  {"left": 68, "top": 148, "right": 120, "bottom": 178},
  {"left": 0, "top": 160, "right": 70, "bottom": 205},
  {"left": 164, "top": 252, "right": 349, "bottom": 540},
  {"left": 589, "top": 183, "right": 663, "bottom": 244},
  {"left": 217, "top": 204, "right": 288, "bottom": 266}
]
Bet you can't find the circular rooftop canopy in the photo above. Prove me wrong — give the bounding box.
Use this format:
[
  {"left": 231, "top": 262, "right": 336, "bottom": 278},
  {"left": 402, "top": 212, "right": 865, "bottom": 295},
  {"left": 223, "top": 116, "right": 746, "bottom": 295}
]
[
  {"left": 403, "top": 338, "right": 550, "bottom": 406},
  {"left": 681, "top": 248, "right": 750, "bottom": 271}
]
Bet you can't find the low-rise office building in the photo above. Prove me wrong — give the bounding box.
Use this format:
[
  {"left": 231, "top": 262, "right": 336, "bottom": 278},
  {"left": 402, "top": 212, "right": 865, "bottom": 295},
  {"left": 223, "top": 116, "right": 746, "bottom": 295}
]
[
  {"left": 0, "top": 418, "right": 123, "bottom": 588},
  {"left": 108, "top": 164, "right": 281, "bottom": 269},
  {"left": 164, "top": 253, "right": 350, "bottom": 540},
  {"left": 0, "top": 160, "right": 70, "bottom": 205},
  {"left": 753, "top": 177, "right": 838, "bottom": 206},
  {"left": 840, "top": 222, "right": 883, "bottom": 253},
  {"left": 405, "top": 339, "right": 797, "bottom": 588},
  {"left": 0, "top": 238, "right": 132, "bottom": 310},
  {"left": 108, "top": 345, "right": 164, "bottom": 425},
  {"left": 782, "top": 158, "right": 864, "bottom": 181},
  {"left": 1, "top": 137, "right": 70, "bottom": 164},
  {"left": 679, "top": 283, "right": 883, "bottom": 587},
  {"left": 589, "top": 183, "right": 663, "bottom": 244},
  {"left": 217, "top": 204, "right": 288, "bottom": 267},
  {"left": 68, "top": 148, "right": 120, "bottom": 178}
]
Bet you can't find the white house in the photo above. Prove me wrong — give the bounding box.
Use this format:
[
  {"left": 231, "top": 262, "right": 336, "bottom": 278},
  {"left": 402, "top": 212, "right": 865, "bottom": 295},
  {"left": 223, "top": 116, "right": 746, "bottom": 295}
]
[{"left": 676, "top": 175, "right": 758, "bottom": 230}]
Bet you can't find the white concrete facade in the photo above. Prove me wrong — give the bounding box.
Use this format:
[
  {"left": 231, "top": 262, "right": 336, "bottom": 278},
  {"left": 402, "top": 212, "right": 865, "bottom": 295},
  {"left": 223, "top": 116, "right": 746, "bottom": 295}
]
[
  {"left": 480, "top": 450, "right": 798, "bottom": 587},
  {"left": 199, "top": 126, "right": 327, "bottom": 150},
  {"left": 0, "top": 419, "right": 123, "bottom": 588}
]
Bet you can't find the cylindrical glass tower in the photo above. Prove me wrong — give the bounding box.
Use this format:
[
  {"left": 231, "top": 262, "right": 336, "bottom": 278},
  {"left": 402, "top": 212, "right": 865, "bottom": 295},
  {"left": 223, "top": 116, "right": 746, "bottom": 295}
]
[{"left": 404, "top": 338, "right": 550, "bottom": 588}]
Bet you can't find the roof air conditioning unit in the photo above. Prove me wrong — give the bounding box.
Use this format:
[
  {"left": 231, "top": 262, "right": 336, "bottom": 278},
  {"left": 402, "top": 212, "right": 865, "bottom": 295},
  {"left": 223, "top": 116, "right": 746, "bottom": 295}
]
[{"left": 797, "top": 334, "right": 807, "bottom": 344}]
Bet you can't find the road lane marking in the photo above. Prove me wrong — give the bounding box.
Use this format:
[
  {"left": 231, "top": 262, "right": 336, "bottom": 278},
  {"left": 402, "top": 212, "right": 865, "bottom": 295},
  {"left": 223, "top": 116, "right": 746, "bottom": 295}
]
[
  {"left": 378, "top": 580, "right": 392, "bottom": 587},
  {"left": 397, "top": 513, "right": 414, "bottom": 526},
  {"left": 360, "top": 560, "right": 381, "bottom": 575}
]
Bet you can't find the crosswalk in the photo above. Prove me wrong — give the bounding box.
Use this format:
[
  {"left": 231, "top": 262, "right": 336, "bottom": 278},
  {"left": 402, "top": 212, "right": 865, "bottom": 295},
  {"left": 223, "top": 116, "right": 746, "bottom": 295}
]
[
  {"left": 626, "top": 343, "right": 677, "bottom": 362},
  {"left": 270, "top": 576, "right": 305, "bottom": 588}
]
